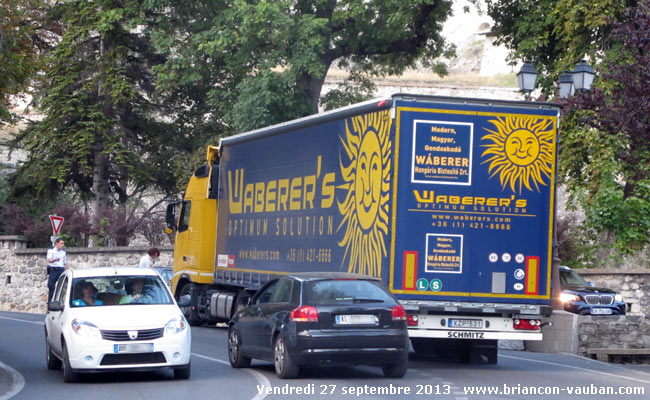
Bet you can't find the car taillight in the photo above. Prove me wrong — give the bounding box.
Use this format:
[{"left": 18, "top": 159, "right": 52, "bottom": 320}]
[
  {"left": 291, "top": 306, "right": 319, "bottom": 322},
  {"left": 513, "top": 318, "right": 541, "bottom": 331},
  {"left": 406, "top": 314, "right": 419, "bottom": 326},
  {"left": 392, "top": 305, "right": 406, "bottom": 321}
]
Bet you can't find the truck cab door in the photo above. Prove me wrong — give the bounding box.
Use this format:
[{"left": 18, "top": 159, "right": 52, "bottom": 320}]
[{"left": 173, "top": 200, "right": 192, "bottom": 273}]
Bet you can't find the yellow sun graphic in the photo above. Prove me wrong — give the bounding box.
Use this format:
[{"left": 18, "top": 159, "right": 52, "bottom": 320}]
[
  {"left": 481, "top": 116, "right": 555, "bottom": 193},
  {"left": 337, "top": 110, "right": 392, "bottom": 277}
]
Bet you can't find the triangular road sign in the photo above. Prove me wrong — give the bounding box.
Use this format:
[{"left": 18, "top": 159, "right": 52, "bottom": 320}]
[{"left": 49, "top": 215, "right": 65, "bottom": 236}]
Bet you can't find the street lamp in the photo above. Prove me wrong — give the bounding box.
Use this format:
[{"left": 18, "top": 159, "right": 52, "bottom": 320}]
[
  {"left": 558, "top": 70, "right": 574, "bottom": 99},
  {"left": 517, "top": 60, "right": 539, "bottom": 99},
  {"left": 571, "top": 60, "right": 595, "bottom": 92}
]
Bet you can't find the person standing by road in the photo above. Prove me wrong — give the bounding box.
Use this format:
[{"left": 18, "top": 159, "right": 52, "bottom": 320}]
[
  {"left": 138, "top": 247, "right": 160, "bottom": 268},
  {"left": 46, "top": 238, "right": 67, "bottom": 301}
]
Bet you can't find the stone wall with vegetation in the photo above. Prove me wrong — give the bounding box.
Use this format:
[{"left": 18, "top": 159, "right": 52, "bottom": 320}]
[
  {"left": 575, "top": 269, "right": 650, "bottom": 316},
  {"left": 0, "top": 235, "right": 172, "bottom": 314}
]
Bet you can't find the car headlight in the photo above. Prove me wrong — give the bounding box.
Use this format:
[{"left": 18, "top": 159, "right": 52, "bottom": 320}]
[
  {"left": 560, "top": 292, "right": 580, "bottom": 303},
  {"left": 615, "top": 294, "right": 624, "bottom": 302},
  {"left": 71, "top": 319, "right": 101, "bottom": 338},
  {"left": 165, "top": 316, "right": 187, "bottom": 336}
]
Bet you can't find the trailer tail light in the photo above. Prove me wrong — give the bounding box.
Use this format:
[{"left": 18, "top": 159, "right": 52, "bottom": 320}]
[
  {"left": 291, "top": 306, "right": 319, "bottom": 322},
  {"left": 513, "top": 319, "right": 541, "bottom": 331},
  {"left": 392, "top": 305, "right": 407, "bottom": 321},
  {"left": 406, "top": 314, "right": 419, "bottom": 326}
]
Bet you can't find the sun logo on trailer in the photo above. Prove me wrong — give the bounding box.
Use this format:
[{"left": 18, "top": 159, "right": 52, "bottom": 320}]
[
  {"left": 337, "top": 110, "right": 392, "bottom": 278},
  {"left": 480, "top": 115, "right": 555, "bottom": 193}
]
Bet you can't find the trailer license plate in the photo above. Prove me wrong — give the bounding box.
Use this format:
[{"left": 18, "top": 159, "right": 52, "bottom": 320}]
[
  {"left": 448, "top": 319, "right": 483, "bottom": 329},
  {"left": 591, "top": 308, "right": 612, "bottom": 315},
  {"left": 335, "top": 314, "right": 377, "bottom": 325},
  {"left": 114, "top": 343, "right": 154, "bottom": 353}
]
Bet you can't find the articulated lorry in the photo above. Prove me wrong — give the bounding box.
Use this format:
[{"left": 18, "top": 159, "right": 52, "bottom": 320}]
[{"left": 166, "top": 94, "right": 558, "bottom": 363}]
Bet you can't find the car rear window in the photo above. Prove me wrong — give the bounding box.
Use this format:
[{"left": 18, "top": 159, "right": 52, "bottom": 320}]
[
  {"left": 304, "top": 279, "right": 395, "bottom": 305},
  {"left": 70, "top": 275, "right": 172, "bottom": 307}
]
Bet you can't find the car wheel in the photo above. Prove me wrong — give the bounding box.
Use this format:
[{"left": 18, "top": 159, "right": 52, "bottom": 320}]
[
  {"left": 178, "top": 283, "right": 201, "bottom": 326},
  {"left": 382, "top": 352, "right": 408, "bottom": 378},
  {"left": 173, "top": 363, "right": 191, "bottom": 379},
  {"left": 62, "top": 342, "right": 79, "bottom": 383},
  {"left": 45, "top": 331, "right": 62, "bottom": 370},
  {"left": 228, "top": 326, "right": 251, "bottom": 368},
  {"left": 273, "top": 335, "right": 299, "bottom": 379}
]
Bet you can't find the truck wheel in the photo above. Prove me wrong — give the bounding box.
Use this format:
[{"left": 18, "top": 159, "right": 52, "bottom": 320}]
[
  {"left": 178, "top": 283, "right": 201, "bottom": 326},
  {"left": 382, "top": 351, "right": 408, "bottom": 378},
  {"left": 62, "top": 343, "right": 79, "bottom": 383},
  {"left": 228, "top": 326, "right": 251, "bottom": 368},
  {"left": 411, "top": 338, "right": 435, "bottom": 355},
  {"left": 45, "top": 331, "right": 62, "bottom": 370},
  {"left": 273, "top": 335, "right": 299, "bottom": 379}
]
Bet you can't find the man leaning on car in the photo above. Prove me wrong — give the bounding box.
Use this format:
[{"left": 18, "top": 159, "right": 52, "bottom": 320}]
[{"left": 46, "top": 238, "right": 67, "bottom": 301}]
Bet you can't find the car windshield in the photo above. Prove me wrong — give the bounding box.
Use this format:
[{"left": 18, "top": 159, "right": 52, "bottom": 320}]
[
  {"left": 560, "top": 269, "right": 590, "bottom": 287},
  {"left": 304, "top": 279, "right": 395, "bottom": 305},
  {"left": 70, "top": 275, "right": 173, "bottom": 307}
]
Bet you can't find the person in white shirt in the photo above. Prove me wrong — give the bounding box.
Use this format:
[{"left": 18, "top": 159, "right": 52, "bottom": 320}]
[
  {"left": 139, "top": 247, "right": 160, "bottom": 268},
  {"left": 46, "top": 238, "right": 67, "bottom": 301}
]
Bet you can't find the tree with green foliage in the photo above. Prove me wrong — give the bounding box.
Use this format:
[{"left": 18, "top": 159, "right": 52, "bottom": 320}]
[
  {"left": 559, "top": 1, "right": 650, "bottom": 265},
  {"left": 486, "top": 0, "right": 636, "bottom": 94},
  {"left": 0, "top": 0, "right": 53, "bottom": 123},
  {"left": 150, "top": 0, "right": 456, "bottom": 133},
  {"left": 11, "top": 0, "right": 177, "bottom": 218}
]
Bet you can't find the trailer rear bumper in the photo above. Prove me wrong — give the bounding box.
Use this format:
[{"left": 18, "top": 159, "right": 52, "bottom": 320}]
[{"left": 408, "top": 329, "right": 542, "bottom": 341}]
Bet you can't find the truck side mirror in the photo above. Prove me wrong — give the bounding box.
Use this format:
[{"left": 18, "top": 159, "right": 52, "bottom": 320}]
[{"left": 166, "top": 202, "right": 179, "bottom": 232}]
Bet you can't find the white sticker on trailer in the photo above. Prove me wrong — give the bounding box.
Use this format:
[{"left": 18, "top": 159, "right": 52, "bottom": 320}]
[{"left": 217, "top": 254, "right": 229, "bottom": 267}]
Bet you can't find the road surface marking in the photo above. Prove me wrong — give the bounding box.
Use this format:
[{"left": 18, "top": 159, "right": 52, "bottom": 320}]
[
  {"left": 0, "top": 361, "right": 25, "bottom": 400},
  {"left": 0, "top": 316, "right": 43, "bottom": 326},
  {"left": 192, "top": 352, "right": 270, "bottom": 400},
  {"left": 501, "top": 354, "right": 650, "bottom": 385}
]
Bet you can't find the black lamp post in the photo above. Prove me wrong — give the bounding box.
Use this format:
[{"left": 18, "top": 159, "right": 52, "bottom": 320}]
[{"left": 517, "top": 60, "right": 539, "bottom": 100}]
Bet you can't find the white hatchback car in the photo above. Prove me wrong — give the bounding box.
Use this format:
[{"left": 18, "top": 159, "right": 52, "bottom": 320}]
[{"left": 44, "top": 267, "right": 191, "bottom": 382}]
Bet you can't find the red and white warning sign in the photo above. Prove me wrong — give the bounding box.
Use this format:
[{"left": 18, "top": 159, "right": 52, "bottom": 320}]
[{"left": 49, "top": 215, "right": 65, "bottom": 236}]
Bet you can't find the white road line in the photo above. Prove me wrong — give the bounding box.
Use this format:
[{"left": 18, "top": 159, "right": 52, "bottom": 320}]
[
  {"left": 0, "top": 361, "right": 25, "bottom": 400},
  {"left": 501, "top": 354, "right": 650, "bottom": 385},
  {"left": 192, "top": 353, "right": 270, "bottom": 400},
  {"left": 0, "top": 316, "right": 44, "bottom": 326}
]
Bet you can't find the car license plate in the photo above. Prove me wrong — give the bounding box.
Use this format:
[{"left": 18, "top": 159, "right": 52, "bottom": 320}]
[
  {"left": 335, "top": 314, "right": 377, "bottom": 325},
  {"left": 449, "top": 318, "right": 483, "bottom": 329},
  {"left": 114, "top": 343, "right": 154, "bottom": 353},
  {"left": 591, "top": 308, "right": 612, "bottom": 315}
]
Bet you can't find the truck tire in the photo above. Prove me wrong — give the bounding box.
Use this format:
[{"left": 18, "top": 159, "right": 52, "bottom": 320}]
[
  {"left": 411, "top": 338, "right": 436, "bottom": 355},
  {"left": 468, "top": 340, "right": 498, "bottom": 365},
  {"left": 178, "top": 283, "right": 201, "bottom": 326}
]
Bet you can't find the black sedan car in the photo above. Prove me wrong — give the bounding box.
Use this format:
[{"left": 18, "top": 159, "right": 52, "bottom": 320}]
[
  {"left": 227, "top": 273, "right": 409, "bottom": 379},
  {"left": 559, "top": 266, "right": 626, "bottom": 315}
]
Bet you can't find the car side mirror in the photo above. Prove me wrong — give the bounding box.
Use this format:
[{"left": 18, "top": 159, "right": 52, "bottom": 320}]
[
  {"left": 177, "top": 295, "right": 191, "bottom": 308},
  {"left": 588, "top": 282, "right": 595, "bottom": 287},
  {"left": 48, "top": 301, "right": 63, "bottom": 312}
]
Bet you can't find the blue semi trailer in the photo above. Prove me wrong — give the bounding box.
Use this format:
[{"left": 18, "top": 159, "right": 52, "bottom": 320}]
[{"left": 168, "top": 94, "right": 559, "bottom": 363}]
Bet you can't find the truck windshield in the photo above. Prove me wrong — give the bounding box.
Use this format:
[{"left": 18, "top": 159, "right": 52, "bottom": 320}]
[
  {"left": 70, "top": 275, "right": 173, "bottom": 307},
  {"left": 304, "top": 279, "right": 395, "bottom": 305},
  {"left": 559, "top": 269, "right": 590, "bottom": 287}
]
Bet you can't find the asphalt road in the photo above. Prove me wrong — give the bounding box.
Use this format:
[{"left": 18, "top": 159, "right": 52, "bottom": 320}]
[{"left": 2, "top": 310, "right": 650, "bottom": 400}]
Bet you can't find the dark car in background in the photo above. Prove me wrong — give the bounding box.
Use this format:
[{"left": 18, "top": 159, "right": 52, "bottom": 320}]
[
  {"left": 559, "top": 266, "right": 626, "bottom": 315},
  {"left": 227, "top": 273, "right": 409, "bottom": 379},
  {"left": 154, "top": 266, "right": 173, "bottom": 288}
]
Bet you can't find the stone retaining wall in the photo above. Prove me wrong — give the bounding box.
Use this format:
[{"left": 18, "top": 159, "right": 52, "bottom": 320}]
[
  {"left": 575, "top": 269, "right": 650, "bottom": 316},
  {"left": 577, "top": 315, "right": 650, "bottom": 361},
  {"left": 0, "top": 235, "right": 172, "bottom": 314}
]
